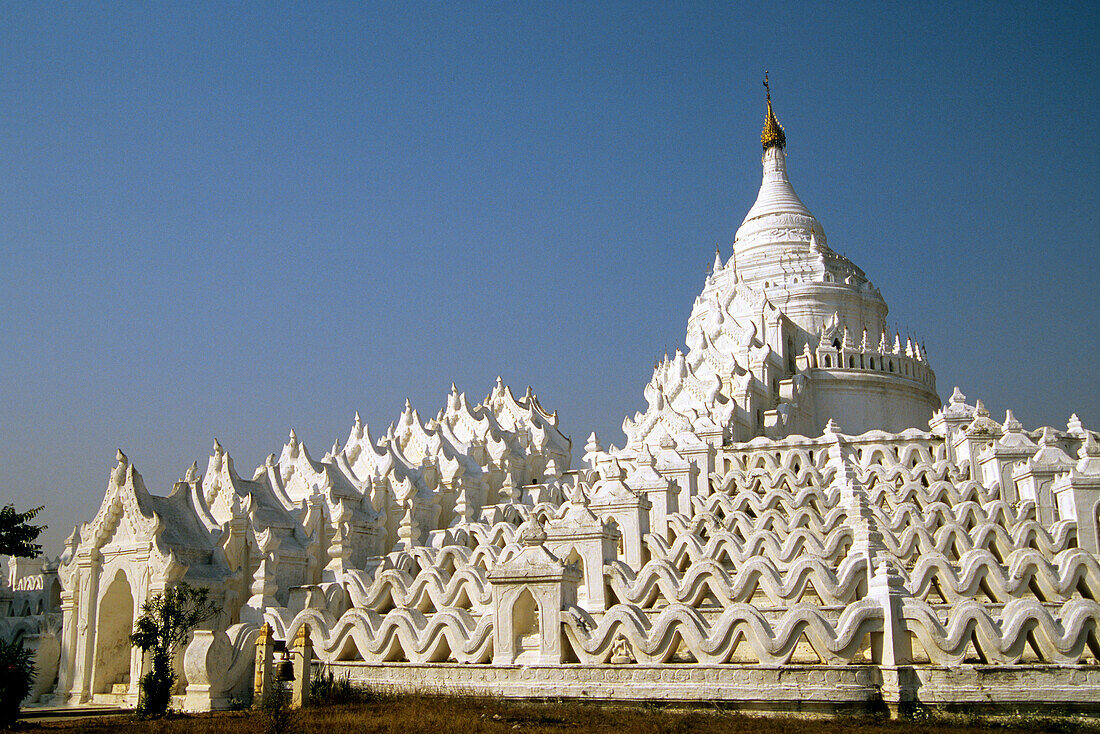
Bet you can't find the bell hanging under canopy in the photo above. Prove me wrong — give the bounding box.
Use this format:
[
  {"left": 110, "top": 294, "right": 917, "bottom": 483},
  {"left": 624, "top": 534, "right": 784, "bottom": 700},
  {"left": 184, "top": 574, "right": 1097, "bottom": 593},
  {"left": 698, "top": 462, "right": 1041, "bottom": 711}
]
[{"left": 276, "top": 646, "right": 294, "bottom": 682}]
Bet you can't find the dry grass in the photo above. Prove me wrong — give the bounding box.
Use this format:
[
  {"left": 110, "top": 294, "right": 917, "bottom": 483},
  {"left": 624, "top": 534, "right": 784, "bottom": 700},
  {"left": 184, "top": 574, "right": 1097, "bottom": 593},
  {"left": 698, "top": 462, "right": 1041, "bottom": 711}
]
[{"left": 15, "top": 694, "right": 1097, "bottom": 734}]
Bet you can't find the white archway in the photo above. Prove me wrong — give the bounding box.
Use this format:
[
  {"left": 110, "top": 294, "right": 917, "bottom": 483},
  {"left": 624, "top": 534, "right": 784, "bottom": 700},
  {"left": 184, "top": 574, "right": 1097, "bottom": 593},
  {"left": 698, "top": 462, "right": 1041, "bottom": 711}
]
[{"left": 92, "top": 569, "right": 134, "bottom": 695}]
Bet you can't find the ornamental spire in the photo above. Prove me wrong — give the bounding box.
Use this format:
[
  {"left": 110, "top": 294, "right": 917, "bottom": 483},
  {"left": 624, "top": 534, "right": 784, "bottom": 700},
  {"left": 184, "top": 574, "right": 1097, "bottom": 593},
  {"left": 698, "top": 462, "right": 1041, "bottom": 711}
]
[{"left": 761, "top": 71, "right": 786, "bottom": 150}]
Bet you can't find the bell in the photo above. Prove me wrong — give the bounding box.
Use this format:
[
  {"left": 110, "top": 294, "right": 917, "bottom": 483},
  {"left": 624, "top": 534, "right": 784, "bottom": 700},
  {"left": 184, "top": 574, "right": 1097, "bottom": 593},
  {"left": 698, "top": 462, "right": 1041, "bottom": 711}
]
[{"left": 276, "top": 647, "right": 294, "bottom": 682}]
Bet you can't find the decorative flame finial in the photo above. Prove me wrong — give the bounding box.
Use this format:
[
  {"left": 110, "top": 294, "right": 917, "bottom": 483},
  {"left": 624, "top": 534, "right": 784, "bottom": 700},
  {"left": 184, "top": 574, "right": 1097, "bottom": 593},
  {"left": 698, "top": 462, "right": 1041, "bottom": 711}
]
[{"left": 761, "top": 71, "right": 786, "bottom": 150}]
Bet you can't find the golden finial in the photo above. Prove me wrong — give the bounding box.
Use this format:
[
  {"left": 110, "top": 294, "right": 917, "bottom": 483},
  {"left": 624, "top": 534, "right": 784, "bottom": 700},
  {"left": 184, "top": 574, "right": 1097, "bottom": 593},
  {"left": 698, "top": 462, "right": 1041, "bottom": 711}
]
[{"left": 761, "top": 70, "right": 786, "bottom": 150}]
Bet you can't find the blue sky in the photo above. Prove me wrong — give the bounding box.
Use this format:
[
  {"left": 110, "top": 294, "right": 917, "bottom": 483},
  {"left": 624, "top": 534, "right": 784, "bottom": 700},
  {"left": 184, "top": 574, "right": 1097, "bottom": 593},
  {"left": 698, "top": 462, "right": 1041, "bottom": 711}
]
[{"left": 1, "top": 2, "right": 1097, "bottom": 553}]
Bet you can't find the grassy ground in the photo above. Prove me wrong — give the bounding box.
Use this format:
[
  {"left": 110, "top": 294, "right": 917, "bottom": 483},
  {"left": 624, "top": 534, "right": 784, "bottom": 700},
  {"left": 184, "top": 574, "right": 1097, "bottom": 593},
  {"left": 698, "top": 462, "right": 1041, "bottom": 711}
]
[{"left": 13, "top": 694, "right": 1099, "bottom": 734}]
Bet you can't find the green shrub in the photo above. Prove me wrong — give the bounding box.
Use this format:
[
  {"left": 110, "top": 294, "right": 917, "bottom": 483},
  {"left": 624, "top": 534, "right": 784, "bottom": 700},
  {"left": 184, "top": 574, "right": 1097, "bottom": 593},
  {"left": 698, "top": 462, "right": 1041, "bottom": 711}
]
[
  {"left": 0, "top": 638, "right": 35, "bottom": 728},
  {"left": 129, "top": 582, "right": 219, "bottom": 718}
]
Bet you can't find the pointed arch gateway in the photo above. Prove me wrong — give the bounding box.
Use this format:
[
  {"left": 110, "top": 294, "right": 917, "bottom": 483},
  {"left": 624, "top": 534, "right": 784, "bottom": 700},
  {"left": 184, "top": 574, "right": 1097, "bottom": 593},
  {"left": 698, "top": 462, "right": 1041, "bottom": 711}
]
[{"left": 92, "top": 569, "right": 135, "bottom": 696}]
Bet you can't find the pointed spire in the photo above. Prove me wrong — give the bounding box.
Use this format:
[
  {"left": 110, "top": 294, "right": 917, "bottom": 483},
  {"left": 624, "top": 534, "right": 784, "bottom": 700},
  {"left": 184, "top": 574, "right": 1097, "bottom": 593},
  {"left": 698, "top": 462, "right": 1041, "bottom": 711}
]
[
  {"left": 1040, "top": 426, "right": 1058, "bottom": 447},
  {"left": 761, "top": 71, "right": 786, "bottom": 150},
  {"left": 712, "top": 245, "right": 723, "bottom": 274},
  {"left": 569, "top": 475, "right": 589, "bottom": 506},
  {"left": 1078, "top": 431, "right": 1100, "bottom": 462},
  {"left": 1075, "top": 432, "right": 1100, "bottom": 476},
  {"left": 584, "top": 432, "right": 604, "bottom": 470},
  {"left": 1038, "top": 424, "right": 1064, "bottom": 448},
  {"left": 738, "top": 73, "right": 811, "bottom": 230}
]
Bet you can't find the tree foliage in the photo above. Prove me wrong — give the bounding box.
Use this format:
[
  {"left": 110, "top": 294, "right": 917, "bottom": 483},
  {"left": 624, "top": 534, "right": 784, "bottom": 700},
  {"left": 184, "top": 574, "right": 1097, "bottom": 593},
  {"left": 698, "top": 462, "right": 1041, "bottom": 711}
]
[
  {"left": 0, "top": 504, "right": 45, "bottom": 559},
  {"left": 129, "top": 582, "right": 219, "bottom": 718},
  {"left": 0, "top": 638, "right": 35, "bottom": 728}
]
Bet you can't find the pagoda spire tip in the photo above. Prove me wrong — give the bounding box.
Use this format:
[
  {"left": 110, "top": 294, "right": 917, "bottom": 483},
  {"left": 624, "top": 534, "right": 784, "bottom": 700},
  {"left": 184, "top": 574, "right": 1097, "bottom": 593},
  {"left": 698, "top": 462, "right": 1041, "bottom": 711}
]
[{"left": 761, "top": 71, "right": 786, "bottom": 150}]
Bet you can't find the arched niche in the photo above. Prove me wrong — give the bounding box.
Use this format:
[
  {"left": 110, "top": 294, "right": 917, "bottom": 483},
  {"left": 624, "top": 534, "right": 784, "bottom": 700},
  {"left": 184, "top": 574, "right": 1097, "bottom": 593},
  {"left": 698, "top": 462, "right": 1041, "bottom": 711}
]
[
  {"left": 512, "top": 588, "right": 540, "bottom": 664},
  {"left": 92, "top": 569, "right": 134, "bottom": 695},
  {"left": 563, "top": 548, "right": 587, "bottom": 608}
]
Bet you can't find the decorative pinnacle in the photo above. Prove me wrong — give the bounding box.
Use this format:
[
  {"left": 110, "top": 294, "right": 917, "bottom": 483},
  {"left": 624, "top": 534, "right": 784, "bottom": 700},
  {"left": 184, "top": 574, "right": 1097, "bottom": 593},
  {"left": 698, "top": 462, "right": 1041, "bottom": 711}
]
[{"left": 761, "top": 71, "right": 786, "bottom": 150}]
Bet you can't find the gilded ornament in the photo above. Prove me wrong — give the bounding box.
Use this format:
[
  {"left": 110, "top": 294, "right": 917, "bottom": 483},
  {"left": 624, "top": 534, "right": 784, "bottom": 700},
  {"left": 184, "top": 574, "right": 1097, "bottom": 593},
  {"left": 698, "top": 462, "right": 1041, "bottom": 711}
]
[{"left": 761, "top": 71, "right": 786, "bottom": 150}]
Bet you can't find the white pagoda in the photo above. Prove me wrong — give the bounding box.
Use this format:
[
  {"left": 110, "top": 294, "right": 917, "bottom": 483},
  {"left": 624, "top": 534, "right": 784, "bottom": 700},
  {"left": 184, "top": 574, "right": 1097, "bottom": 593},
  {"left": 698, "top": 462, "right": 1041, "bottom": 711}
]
[
  {"left": 624, "top": 74, "right": 937, "bottom": 453},
  {"left": 4, "top": 80, "right": 1098, "bottom": 718}
]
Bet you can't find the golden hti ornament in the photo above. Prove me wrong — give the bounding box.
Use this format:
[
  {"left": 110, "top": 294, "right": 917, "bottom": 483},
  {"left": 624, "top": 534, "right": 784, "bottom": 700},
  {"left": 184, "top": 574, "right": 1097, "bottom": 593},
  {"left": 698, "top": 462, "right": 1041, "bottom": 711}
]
[{"left": 761, "top": 71, "right": 786, "bottom": 150}]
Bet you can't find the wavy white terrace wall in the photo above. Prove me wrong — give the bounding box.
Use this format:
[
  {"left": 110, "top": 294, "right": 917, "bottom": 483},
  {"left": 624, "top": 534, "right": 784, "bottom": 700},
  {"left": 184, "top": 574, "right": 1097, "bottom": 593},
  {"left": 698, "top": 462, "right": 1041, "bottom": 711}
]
[{"left": 42, "top": 378, "right": 1100, "bottom": 714}]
